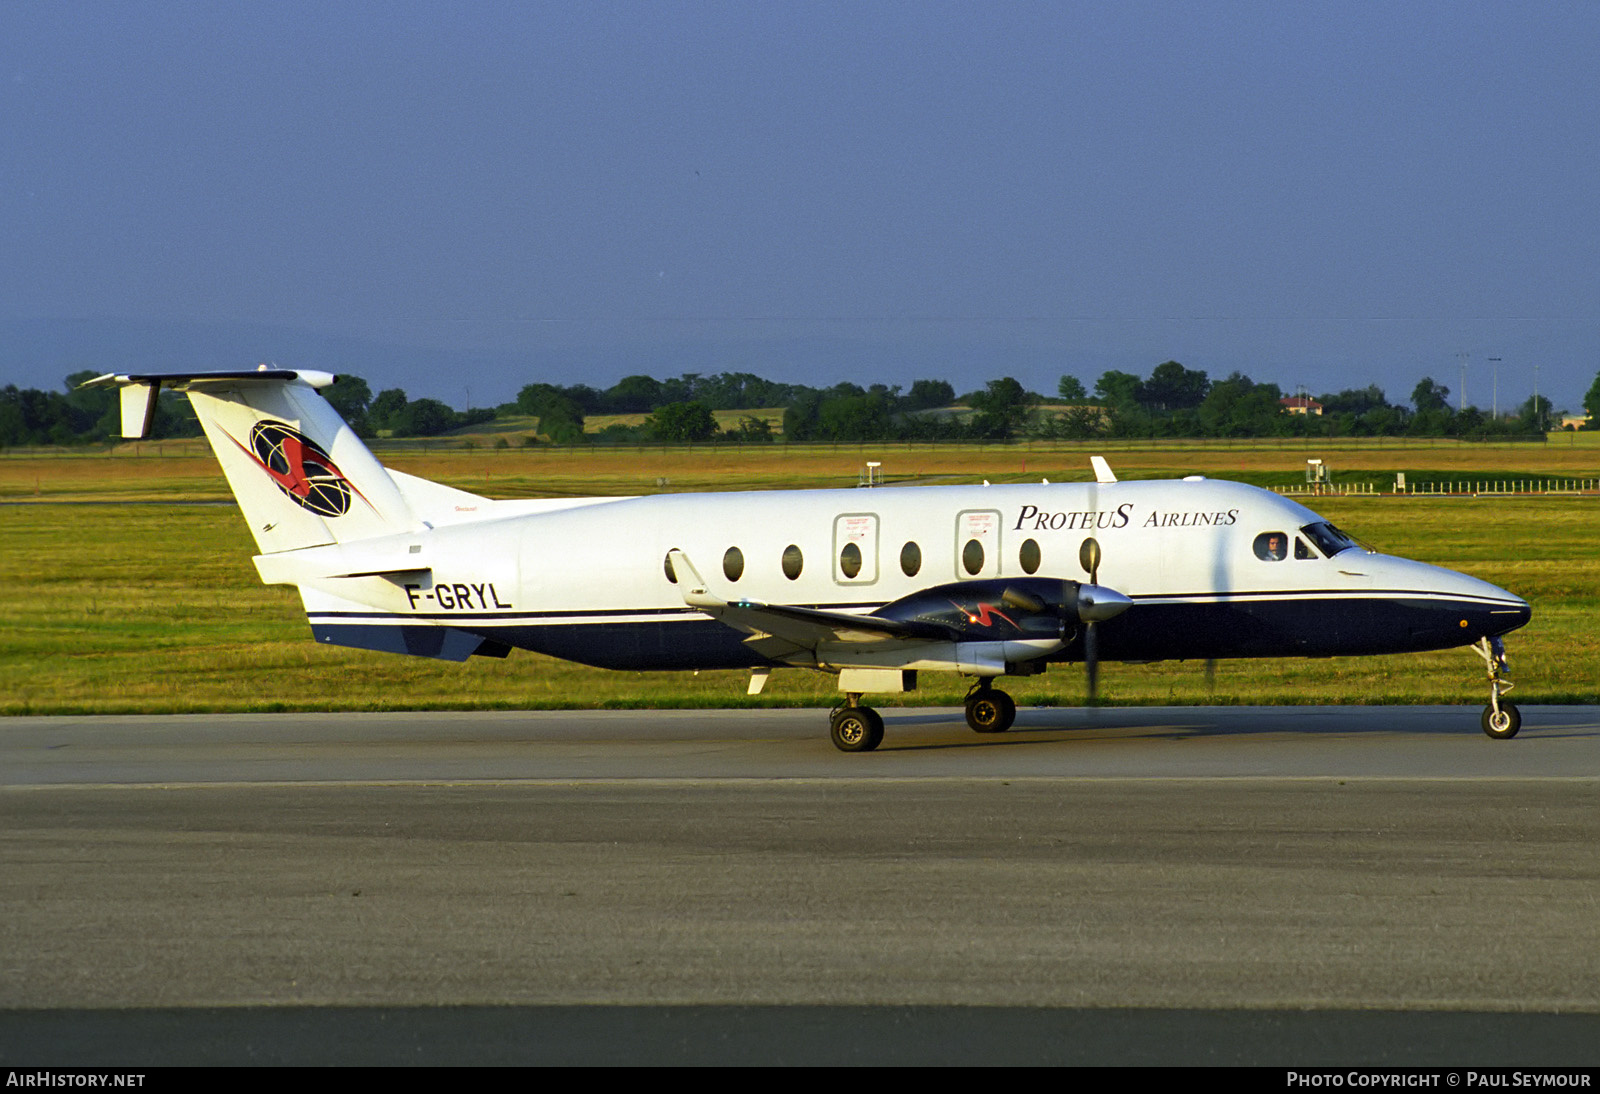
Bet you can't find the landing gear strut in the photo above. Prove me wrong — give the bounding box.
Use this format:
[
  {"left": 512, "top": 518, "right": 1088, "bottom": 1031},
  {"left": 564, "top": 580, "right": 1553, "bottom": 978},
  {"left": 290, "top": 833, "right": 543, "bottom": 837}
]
[
  {"left": 964, "top": 680, "right": 1016, "bottom": 734},
  {"left": 1474, "top": 637, "right": 1520, "bottom": 740},
  {"left": 830, "top": 693, "right": 884, "bottom": 752}
]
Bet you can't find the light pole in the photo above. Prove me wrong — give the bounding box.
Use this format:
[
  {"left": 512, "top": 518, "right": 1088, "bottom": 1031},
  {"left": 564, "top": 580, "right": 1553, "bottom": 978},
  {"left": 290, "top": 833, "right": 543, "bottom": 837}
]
[{"left": 1488, "top": 357, "right": 1501, "bottom": 419}]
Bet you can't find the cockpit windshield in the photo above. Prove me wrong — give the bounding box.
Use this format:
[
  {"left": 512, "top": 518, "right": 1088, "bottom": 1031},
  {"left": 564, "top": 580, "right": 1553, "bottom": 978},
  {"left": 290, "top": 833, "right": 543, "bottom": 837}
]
[{"left": 1300, "top": 521, "right": 1363, "bottom": 557}]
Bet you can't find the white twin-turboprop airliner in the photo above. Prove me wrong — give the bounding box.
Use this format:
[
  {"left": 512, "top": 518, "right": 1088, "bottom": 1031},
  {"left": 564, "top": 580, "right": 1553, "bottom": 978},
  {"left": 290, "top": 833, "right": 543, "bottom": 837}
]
[{"left": 85, "top": 368, "right": 1532, "bottom": 751}]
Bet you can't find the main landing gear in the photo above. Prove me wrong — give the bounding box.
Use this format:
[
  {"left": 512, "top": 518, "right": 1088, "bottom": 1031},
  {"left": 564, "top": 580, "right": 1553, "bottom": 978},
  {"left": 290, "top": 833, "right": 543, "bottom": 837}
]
[
  {"left": 827, "top": 681, "right": 1020, "bottom": 752},
  {"left": 1474, "top": 636, "right": 1520, "bottom": 740},
  {"left": 830, "top": 695, "right": 885, "bottom": 753},
  {"left": 964, "top": 680, "right": 1017, "bottom": 734}
]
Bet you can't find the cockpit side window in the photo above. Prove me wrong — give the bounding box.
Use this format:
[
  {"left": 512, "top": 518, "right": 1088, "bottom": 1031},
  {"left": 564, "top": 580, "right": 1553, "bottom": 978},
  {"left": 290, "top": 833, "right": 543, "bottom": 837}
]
[
  {"left": 1300, "top": 522, "right": 1359, "bottom": 557},
  {"left": 1295, "top": 536, "right": 1317, "bottom": 560},
  {"left": 1253, "top": 531, "right": 1288, "bottom": 561}
]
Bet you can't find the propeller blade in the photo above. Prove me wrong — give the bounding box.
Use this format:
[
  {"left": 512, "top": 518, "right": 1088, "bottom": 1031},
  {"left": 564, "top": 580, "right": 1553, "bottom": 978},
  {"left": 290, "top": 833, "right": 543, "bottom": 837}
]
[
  {"left": 1084, "top": 620, "right": 1099, "bottom": 704},
  {"left": 1075, "top": 537, "right": 1119, "bottom": 705},
  {"left": 1078, "top": 537, "right": 1102, "bottom": 585}
]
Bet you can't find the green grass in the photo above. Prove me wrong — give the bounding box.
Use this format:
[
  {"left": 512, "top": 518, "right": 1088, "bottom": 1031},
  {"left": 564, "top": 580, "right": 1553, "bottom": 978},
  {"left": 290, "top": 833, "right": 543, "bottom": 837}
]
[
  {"left": 2, "top": 490, "right": 1594, "bottom": 715},
  {"left": 8, "top": 434, "right": 1594, "bottom": 502}
]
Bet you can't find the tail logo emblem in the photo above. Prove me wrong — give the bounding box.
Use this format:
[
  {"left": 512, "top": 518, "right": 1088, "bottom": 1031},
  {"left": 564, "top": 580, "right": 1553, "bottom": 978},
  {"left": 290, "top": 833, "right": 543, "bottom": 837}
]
[{"left": 242, "top": 421, "right": 354, "bottom": 517}]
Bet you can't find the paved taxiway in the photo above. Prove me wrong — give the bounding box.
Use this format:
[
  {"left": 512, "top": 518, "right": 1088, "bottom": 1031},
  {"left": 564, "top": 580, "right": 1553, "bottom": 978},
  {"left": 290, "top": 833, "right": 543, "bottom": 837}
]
[{"left": 3, "top": 705, "right": 1597, "bottom": 1064}]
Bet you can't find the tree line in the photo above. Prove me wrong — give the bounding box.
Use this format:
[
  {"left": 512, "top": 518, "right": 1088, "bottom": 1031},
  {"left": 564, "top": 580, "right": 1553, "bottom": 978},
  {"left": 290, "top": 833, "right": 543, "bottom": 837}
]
[{"left": 4, "top": 363, "right": 1593, "bottom": 448}]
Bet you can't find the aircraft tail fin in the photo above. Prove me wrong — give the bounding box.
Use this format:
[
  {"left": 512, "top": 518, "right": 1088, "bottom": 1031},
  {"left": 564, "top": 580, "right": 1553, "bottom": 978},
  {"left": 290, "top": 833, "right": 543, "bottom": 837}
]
[{"left": 81, "top": 368, "right": 418, "bottom": 553}]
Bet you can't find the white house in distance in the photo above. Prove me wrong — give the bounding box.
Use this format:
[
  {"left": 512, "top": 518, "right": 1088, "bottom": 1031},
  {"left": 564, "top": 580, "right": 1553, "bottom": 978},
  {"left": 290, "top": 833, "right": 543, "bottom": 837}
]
[{"left": 1280, "top": 395, "right": 1324, "bottom": 416}]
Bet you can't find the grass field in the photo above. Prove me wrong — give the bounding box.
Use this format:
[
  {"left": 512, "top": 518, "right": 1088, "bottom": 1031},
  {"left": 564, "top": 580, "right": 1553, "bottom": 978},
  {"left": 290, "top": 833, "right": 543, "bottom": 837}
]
[
  {"left": 5, "top": 429, "right": 1599, "bottom": 499},
  {"left": 2, "top": 439, "right": 1595, "bottom": 715}
]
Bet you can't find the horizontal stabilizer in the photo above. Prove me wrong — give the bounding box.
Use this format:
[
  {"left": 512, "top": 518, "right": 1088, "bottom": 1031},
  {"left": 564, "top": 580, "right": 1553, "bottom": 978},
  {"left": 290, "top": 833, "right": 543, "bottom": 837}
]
[
  {"left": 83, "top": 369, "right": 337, "bottom": 439},
  {"left": 82, "top": 368, "right": 337, "bottom": 391}
]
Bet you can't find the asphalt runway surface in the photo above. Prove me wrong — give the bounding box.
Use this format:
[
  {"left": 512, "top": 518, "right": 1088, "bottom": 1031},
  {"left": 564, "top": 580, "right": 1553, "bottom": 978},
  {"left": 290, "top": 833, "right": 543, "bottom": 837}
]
[{"left": 3, "top": 705, "right": 1598, "bottom": 1065}]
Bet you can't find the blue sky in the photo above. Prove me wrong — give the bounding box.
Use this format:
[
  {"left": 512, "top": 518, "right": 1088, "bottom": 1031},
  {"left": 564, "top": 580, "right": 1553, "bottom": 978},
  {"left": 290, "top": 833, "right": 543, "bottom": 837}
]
[{"left": 3, "top": 1, "right": 1596, "bottom": 410}]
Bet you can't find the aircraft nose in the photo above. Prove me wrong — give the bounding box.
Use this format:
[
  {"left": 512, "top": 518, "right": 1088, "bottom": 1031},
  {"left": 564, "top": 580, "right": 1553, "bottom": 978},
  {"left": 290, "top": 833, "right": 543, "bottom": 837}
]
[
  {"left": 1486, "top": 593, "right": 1531, "bottom": 637},
  {"left": 1356, "top": 555, "right": 1531, "bottom": 652},
  {"left": 1429, "top": 564, "right": 1531, "bottom": 639}
]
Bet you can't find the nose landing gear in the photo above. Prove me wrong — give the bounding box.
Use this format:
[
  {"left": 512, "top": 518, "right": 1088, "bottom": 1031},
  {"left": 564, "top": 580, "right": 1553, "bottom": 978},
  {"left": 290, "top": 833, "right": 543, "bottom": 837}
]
[{"left": 1474, "top": 637, "right": 1520, "bottom": 739}]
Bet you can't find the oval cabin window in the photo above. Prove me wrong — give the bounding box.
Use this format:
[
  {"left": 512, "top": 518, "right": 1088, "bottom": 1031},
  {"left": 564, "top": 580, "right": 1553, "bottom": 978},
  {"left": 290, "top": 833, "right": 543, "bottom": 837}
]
[
  {"left": 839, "top": 541, "right": 862, "bottom": 580},
  {"left": 900, "top": 541, "right": 921, "bottom": 577},
  {"left": 902, "top": 540, "right": 928, "bottom": 575},
  {"left": 782, "top": 544, "right": 803, "bottom": 580},
  {"left": 723, "top": 546, "right": 745, "bottom": 581},
  {"left": 1019, "top": 538, "right": 1041, "bottom": 574},
  {"left": 962, "top": 538, "right": 984, "bottom": 576}
]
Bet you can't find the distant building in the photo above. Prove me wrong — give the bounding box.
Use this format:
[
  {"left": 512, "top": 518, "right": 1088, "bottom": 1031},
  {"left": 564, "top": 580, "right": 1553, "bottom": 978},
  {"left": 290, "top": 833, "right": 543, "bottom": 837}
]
[{"left": 1280, "top": 395, "right": 1324, "bottom": 416}]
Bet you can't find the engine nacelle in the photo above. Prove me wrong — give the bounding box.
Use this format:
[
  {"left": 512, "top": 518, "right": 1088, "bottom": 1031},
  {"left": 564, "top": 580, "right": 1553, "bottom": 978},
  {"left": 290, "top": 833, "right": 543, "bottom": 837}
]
[{"left": 874, "top": 576, "right": 1131, "bottom": 639}]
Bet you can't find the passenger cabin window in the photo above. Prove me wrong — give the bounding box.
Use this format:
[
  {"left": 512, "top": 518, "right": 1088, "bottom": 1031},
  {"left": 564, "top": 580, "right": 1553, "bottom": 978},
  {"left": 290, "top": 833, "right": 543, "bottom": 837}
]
[
  {"left": 962, "top": 538, "right": 985, "bottom": 576},
  {"left": 1019, "top": 538, "right": 1041, "bottom": 575},
  {"left": 723, "top": 546, "right": 745, "bottom": 582},
  {"left": 782, "top": 544, "right": 803, "bottom": 580},
  {"left": 664, "top": 551, "right": 679, "bottom": 583},
  {"left": 1253, "top": 532, "right": 1288, "bottom": 561},
  {"left": 900, "top": 541, "right": 921, "bottom": 577},
  {"left": 833, "top": 513, "right": 878, "bottom": 583},
  {"left": 839, "top": 542, "right": 863, "bottom": 579},
  {"left": 955, "top": 510, "right": 1001, "bottom": 579}
]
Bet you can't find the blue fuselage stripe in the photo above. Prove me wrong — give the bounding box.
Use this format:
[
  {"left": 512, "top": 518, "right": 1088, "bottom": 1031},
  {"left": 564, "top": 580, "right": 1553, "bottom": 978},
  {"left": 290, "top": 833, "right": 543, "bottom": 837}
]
[{"left": 308, "top": 592, "right": 1530, "bottom": 671}]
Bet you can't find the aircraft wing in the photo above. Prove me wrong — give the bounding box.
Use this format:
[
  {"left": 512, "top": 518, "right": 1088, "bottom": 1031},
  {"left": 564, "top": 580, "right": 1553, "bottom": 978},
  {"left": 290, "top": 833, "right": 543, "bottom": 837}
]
[{"left": 667, "top": 550, "right": 946, "bottom": 660}]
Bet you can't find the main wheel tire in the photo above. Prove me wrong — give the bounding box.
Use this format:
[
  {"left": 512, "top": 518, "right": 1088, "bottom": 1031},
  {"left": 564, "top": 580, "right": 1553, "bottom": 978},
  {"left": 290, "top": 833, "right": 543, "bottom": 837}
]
[
  {"left": 1482, "top": 702, "right": 1521, "bottom": 740},
  {"left": 965, "top": 690, "right": 1016, "bottom": 733},
  {"left": 831, "top": 707, "right": 885, "bottom": 752}
]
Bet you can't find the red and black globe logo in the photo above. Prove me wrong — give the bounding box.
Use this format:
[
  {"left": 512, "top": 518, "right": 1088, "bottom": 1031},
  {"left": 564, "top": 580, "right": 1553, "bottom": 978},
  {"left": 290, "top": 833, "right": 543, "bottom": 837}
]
[{"left": 246, "top": 421, "right": 353, "bottom": 517}]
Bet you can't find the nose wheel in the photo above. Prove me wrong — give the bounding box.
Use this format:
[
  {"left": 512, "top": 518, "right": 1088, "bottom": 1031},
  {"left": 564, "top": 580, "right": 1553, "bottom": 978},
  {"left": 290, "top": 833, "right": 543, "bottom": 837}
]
[
  {"left": 1482, "top": 703, "right": 1521, "bottom": 740},
  {"left": 1474, "top": 637, "right": 1520, "bottom": 739}
]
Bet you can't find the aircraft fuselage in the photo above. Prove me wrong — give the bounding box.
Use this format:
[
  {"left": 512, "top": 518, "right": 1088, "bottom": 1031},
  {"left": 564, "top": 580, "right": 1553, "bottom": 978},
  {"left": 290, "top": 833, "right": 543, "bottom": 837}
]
[{"left": 295, "top": 478, "right": 1530, "bottom": 671}]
